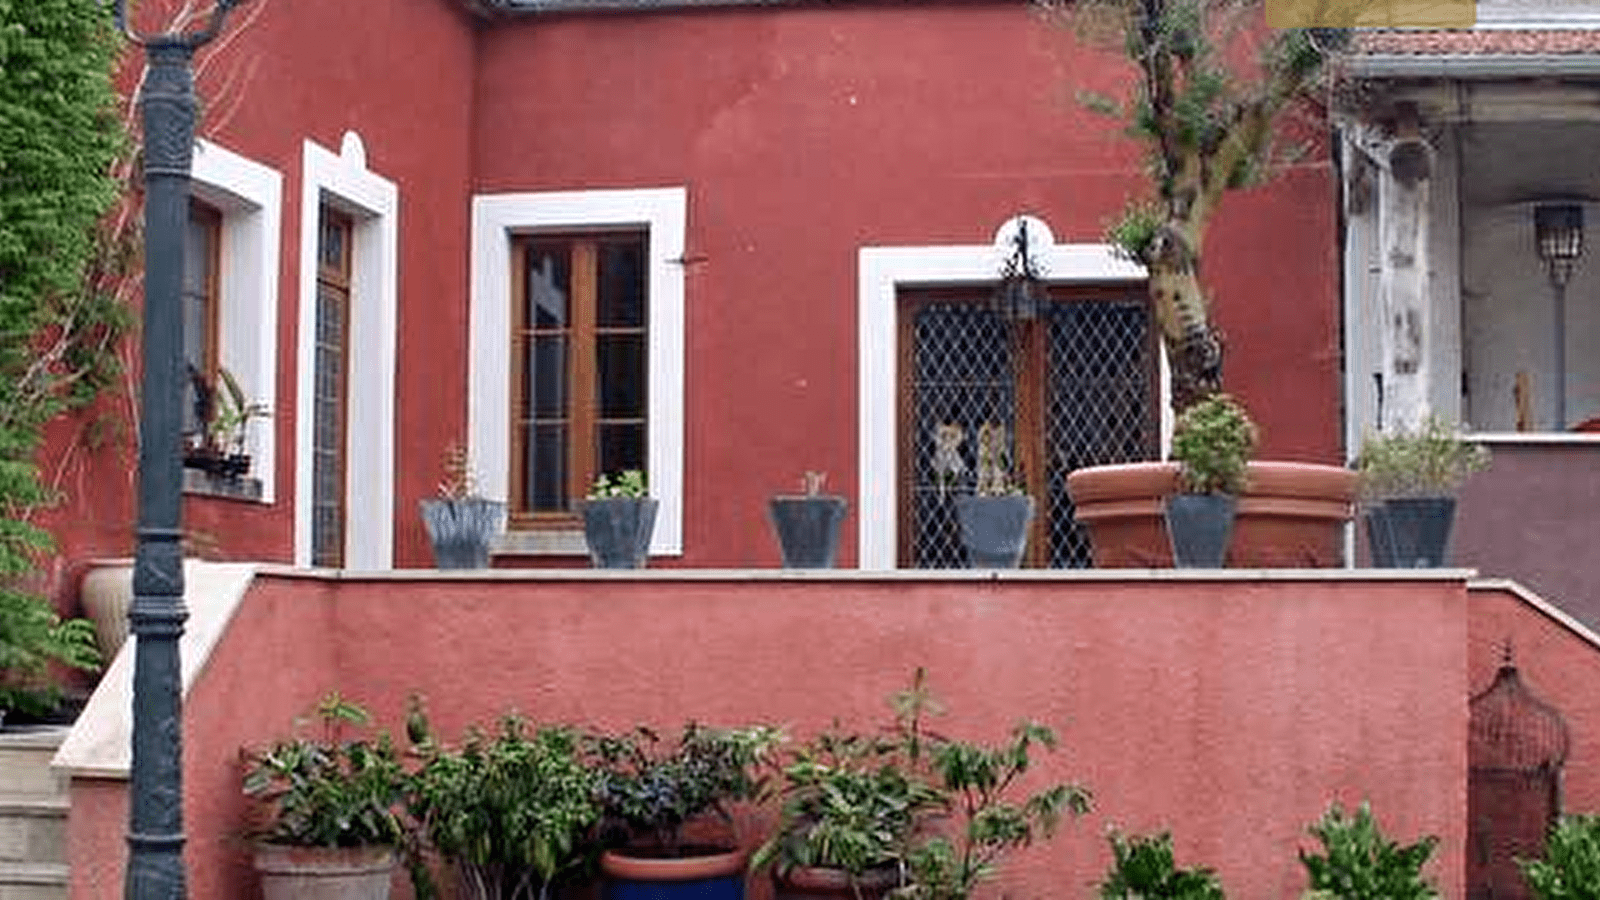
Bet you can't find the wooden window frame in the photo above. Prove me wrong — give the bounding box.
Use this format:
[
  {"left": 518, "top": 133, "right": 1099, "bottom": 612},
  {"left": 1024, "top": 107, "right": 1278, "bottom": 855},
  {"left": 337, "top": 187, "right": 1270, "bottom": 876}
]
[
  {"left": 895, "top": 284, "right": 1158, "bottom": 568},
  {"left": 509, "top": 231, "right": 649, "bottom": 530},
  {"left": 311, "top": 206, "right": 353, "bottom": 567}
]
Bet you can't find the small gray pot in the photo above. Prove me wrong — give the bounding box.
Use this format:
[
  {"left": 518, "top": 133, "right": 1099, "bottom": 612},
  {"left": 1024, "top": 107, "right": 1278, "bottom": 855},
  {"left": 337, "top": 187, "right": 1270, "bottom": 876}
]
[
  {"left": 582, "top": 498, "right": 659, "bottom": 568},
  {"left": 768, "top": 496, "right": 849, "bottom": 568},
  {"left": 1165, "top": 493, "right": 1237, "bottom": 568},
  {"left": 954, "top": 495, "right": 1034, "bottom": 568},
  {"left": 1366, "top": 496, "right": 1456, "bottom": 568},
  {"left": 420, "top": 498, "right": 506, "bottom": 569}
]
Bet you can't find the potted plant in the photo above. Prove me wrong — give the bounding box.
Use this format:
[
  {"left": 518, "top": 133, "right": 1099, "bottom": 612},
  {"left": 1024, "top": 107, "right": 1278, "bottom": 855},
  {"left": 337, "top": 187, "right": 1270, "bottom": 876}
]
[
  {"left": 1098, "top": 831, "right": 1226, "bottom": 900},
  {"left": 946, "top": 423, "right": 1033, "bottom": 568},
  {"left": 419, "top": 443, "right": 506, "bottom": 569},
  {"left": 768, "top": 471, "right": 849, "bottom": 569},
  {"left": 241, "top": 693, "right": 407, "bottom": 900},
  {"left": 593, "top": 721, "right": 781, "bottom": 900},
  {"left": 750, "top": 722, "right": 944, "bottom": 900},
  {"left": 404, "top": 696, "right": 604, "bottom": 900},
  {"left": 582, "top": 469, "right": 657, "bottom": 569},
  {"left": 185, "top": 365, "right": 269, "bottom": 480},
  {"left": 1354, "top": 417, "right": 1489, "bottom": 568},
  {"left": 1167, "top": 394, "right": 1258, "bottom": 567}
]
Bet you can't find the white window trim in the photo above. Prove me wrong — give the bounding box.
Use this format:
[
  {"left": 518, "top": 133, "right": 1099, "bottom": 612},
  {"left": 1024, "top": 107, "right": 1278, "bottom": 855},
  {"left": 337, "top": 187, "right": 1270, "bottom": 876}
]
[
  {"left": 469, "top": 188, "right": 686, "bottom": 557},
  {"left": 189, "top": 139, "right": 282, "bottom": 503},
  {"left": 293, "top": 133, "right": 399, "bottom": 571},
  {"left": 857, "top": 219, "right": 1152, "bottom": 571}
]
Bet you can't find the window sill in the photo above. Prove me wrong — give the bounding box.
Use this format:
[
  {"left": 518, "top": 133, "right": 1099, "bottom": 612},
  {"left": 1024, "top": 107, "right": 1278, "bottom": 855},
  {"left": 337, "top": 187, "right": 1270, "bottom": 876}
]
[
  {"left": 1469, "top": 432, "right": 1600, "bottom": 445},
  {"left": 491, "top": 529, "right": 589, "bottom": 557},
  {"left": 182, "top": 469, "right": 264, "bottom": 502}
]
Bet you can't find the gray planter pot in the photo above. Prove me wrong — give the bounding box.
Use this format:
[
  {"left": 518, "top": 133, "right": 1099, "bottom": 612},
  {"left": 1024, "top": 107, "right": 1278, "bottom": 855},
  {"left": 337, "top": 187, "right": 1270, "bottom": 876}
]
[
  {"left": 1366, "top": 497, "right": 1457, "bottom": 568},
  {"left": 953, "top": 495, "right": 1034, "bottom": 568},
  {"left": 768, "top": 496, "right": 848, "bottom": 568},
  {"left": 420, "top": 498, "right": 506, "bottom": 569},
  {"left": 1165, "top": 493, "right": 1237, "bottom": 568},
  {"left": 582, "top": 498, "right": 659, "bottom": 568}
]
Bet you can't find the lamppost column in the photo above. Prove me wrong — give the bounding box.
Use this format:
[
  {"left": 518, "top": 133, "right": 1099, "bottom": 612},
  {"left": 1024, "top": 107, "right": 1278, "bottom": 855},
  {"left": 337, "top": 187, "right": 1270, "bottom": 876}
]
[{"left": 126, "top": 34, "right": 198, "bottom": 900}]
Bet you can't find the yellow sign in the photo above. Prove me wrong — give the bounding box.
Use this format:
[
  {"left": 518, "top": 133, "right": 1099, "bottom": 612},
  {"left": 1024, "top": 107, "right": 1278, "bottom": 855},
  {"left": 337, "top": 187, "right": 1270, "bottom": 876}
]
[{"left": 1266, "top": 0, "right": 1475, "bottom": 27}]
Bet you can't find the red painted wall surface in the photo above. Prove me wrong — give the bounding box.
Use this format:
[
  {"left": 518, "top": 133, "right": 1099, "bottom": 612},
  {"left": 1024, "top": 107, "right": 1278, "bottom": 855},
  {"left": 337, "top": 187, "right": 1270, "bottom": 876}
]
[
  {"left": 39, "top": 0, "right": 479, "bottom": 600},
  {"left": 69, "top": 573, "right": 1467, "bottom": 898},
  {"left": 472, "top": 3, "right": 1344, "bottom": 567}
]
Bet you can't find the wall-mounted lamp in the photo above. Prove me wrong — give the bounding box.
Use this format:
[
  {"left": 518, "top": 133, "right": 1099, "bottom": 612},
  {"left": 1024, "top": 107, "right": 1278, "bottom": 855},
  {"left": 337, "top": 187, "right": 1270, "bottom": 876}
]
[
  {"left": 993, "top": 216, "right": 1045, "bottom": 321},
  {"left": 1534, "top": 202, "right": 1584, "bottom": 429}
]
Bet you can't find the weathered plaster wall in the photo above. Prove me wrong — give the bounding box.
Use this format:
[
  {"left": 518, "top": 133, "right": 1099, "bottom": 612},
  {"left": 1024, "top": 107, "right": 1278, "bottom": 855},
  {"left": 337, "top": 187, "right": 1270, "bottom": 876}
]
[
  {"left": 70, "top": 572, "right": 1468, "bottom": 899},
  {"left": 472, "top": 4, "right": 1346, "bottom": 567}
]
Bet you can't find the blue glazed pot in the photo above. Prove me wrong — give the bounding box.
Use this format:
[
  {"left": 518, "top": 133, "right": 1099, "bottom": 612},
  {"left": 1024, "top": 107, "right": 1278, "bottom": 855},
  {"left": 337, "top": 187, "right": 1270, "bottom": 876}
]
[{"left": 601, "top": 848, "right": 746, "bottom": 900}]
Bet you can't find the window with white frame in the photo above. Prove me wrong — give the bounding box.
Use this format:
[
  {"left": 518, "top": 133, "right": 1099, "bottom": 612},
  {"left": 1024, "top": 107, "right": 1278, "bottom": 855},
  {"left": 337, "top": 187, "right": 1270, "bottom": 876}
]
[
  {"left": 186, "top": 139, "right": 283, "bottom": 501},
  {"left": 469, "top": 188, "right": 685, "bottom": 557}
]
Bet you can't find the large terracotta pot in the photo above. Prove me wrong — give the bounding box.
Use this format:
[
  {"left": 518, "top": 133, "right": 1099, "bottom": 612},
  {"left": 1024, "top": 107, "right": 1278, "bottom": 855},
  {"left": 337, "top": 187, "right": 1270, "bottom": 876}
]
[
  {"left": 254, "top": 844, "right": 398, "bottom": 900},
  {"left": 773, "top": 865, "right": 902, "bottom": 900},
  {"left": 1066, "top": 461, "right": 1357, "bottom": 568}
]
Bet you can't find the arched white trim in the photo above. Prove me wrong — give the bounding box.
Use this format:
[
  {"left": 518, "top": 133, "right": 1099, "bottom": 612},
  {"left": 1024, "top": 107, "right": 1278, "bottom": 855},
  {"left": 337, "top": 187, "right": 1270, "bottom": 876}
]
[
  {"left": 190, "top": 140, "right": 282, "bottom": 502},
  {"left": 857, "top": 226, "right": 1152, "bottom": 570},
  {"left": 469, "top": 188, "right": 687, "bottom": 556},
  {"left": 294, "top": 133, "right": 399, "bottom": 570}
]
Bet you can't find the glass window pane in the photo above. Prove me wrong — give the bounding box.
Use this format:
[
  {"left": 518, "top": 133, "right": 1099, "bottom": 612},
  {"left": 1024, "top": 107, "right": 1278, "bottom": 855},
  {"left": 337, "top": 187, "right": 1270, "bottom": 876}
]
[
  {"left": 529, "top": 423, "right": 566, "bottom": 513},
  {"left": 184, "top": 212, "right": 209, "bottom": 293},
  {"left": 527, "top": 241, "right": 570, "bottom": 327},
  {"left": 597, "top": 334, "right": 646, "bottom": 418},
  {"left": 597, "top": 236, "right": 646, "bottom": 328},
  {"left": 531, "top": 335, "right": 566, "bottom": 418},
  {"left": 597, "top": 423, "right": 645, "bottom": 477}
]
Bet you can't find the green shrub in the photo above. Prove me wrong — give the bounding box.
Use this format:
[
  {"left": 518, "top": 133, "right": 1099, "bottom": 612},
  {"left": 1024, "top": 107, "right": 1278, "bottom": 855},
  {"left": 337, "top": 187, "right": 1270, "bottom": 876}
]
[
  {"left": 1099, "top": 831, "right": 1227, "bottom": 900},
  {"left": 1520, "top": 813, "right": 1600, "bottom": 900},
  {"left": 1171, "top": 394, "right": 1258, "bottom": 495},
  {"left": 1354, "top": 417, "right": 1489, "bottom": 500},
  {"left": 1299, "top": 802, "right": 1438, "bottom": 900}
]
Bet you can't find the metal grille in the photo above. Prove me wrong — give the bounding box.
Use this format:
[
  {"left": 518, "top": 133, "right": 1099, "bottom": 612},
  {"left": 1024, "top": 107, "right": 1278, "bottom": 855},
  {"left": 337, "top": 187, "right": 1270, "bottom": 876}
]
[
  {"left": 908, "top": 303, "right": 1015, "bottom": 568},
  {"left": 1045, "top": 299, "right": 1155, "bottom": 567},
  {"left": 905, "top": 294, "right": 1153, "bottom": 568}
]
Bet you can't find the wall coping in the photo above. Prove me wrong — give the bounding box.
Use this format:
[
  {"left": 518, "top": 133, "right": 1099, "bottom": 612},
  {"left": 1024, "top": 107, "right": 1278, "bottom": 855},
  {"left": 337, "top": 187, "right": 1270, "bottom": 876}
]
[{"left": 1470, "top": 577, "right": 1600, "bottom": 653}]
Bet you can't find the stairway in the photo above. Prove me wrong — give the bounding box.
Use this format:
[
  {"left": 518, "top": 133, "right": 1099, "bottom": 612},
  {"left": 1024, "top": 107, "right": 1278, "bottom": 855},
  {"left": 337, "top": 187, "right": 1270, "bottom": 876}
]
[{"left": 0, "top": 727, "right": 69, "bottom": 900}]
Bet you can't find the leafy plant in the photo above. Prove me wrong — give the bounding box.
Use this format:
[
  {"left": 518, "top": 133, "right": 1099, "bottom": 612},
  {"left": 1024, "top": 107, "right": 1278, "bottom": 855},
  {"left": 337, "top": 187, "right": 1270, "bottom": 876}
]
[
  {"left": 405, "top": 696, "right": 603, "bottom": 900},
  {"left": 240, "top": 693, "right": 406, "bottom": 849},
  {"left": 594, "top": 721, "right": 780, "bottom": 855},
  {"left": 1354, "top": 417, "right": 1489, "bottom": 501},
  {"left": 1049, "top": 0, "right": 1349, "bottom": 410},
  {"left": 751, "top": 722, "right": 945, "bottom": 883},
  {"left": 1298, "top": 802, "right": 1438, "bottom": 900},
  {"left": 888, "top": 669, "right": 1092, "bottom": 900},
  {"left": 1519, "top": 814, "right": 1600, "bottom": 900},
  {"left": 588, "top": 469, "right": 648, "bottom": 499},
  {"left": 1099, "top": 831, "right": 1227, "bottom": 900},
  {"left": 0, "top": 592, "right": 99, "bottom": 719},
  {"left": 1170, "top": 393, "right": 1257, "bottom": 495}
]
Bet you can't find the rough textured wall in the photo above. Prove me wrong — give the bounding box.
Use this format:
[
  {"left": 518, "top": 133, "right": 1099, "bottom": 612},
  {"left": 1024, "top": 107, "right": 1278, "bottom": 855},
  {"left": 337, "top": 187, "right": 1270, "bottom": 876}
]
[{"left": 73, "top": 573, "right": 1469, "bottom": 898}]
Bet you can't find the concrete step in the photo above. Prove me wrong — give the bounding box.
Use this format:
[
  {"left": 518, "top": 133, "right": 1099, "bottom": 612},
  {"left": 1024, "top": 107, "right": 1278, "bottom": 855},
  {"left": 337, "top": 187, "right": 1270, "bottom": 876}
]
[
  {"left": 0, "top": 862, "right": 66, "bottom": 900},
  {"left": 0, "top": 796, "right": 65, "bottom": 865},
  {"left": 0, "top": 730, "right": 67, "bottom": 797}
]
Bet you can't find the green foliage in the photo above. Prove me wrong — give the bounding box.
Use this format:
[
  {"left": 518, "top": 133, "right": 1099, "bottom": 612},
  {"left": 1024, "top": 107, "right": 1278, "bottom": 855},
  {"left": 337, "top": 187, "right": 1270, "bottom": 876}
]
[
  {"left": 588, "top": 469, "right": 648, "bottom": 499},
  {"left": 1298, "top": 802, "right": 1438, "bottom": 900},
  {"left": 406, "top": 697, "right": 603, "bottom": 900},
  {"left": 0, "top": 0, "right": 129, "bottom": 714},
  {"left": 1171, "top": 393, "right": 1257, "bottom": 494},
  {"left": 1099, "top": 831, "right": 1227, "bottom": 900},
  {"left": 751, "top": 721, "right": 945, "bottom": 880},
  {"left": 241, "top": 694, "right": 407, "bottom": 849},
  {"left": 594, "top": 721, "right": 781, "bottom": 853},
  {"left": 1520, "top": 814, "right": 1600, "bottom": 900},
  {"left": 1107, "top": 201, "right": 1164, "bottom": 265},
  {"left": 1354, "top": 417, "right": 1489, "bottom": 500},
  {"left": 886, "top": 669, "right": 1092, "bottom": 900}
]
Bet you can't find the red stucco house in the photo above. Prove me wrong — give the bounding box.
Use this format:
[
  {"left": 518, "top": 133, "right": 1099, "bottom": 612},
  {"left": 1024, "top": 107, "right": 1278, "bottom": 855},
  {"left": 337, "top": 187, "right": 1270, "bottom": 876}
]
[{"left": 25, "top": 0, "right": 1600, "bottom": 898}]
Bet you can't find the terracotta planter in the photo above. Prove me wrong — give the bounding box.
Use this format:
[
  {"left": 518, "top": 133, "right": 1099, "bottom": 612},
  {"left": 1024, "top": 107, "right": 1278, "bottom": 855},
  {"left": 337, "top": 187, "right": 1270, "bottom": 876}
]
[
  {"left": 773, "top": 865, "right": 902, "bottom": 900},
  {"left": 1066, "top": 461, "right": 1356, "bottom": 567},
  {"left": 601, "top": 847, "right": 746, "bottom": 900},
  {"left": 254, "top": 844, "right": 398, "bottom": 900}
]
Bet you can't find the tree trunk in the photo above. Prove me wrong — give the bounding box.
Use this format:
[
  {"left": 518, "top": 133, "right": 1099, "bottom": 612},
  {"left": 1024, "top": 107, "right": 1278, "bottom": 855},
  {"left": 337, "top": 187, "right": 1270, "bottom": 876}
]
[{"left": 1146, "top": 211, "right": 1224, "bottom": 413}]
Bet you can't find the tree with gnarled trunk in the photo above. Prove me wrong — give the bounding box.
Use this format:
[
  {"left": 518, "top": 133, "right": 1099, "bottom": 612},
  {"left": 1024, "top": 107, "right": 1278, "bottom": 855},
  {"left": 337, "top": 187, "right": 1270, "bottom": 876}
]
[{"left": 1052, "top": 0, "right": 1347, "bottom": 412}]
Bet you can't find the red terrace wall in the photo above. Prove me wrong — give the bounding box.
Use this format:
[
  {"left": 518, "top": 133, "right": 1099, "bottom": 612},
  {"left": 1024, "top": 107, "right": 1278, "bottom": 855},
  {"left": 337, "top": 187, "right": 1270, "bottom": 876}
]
[
  {"left": 69, "top": 573, "right": 1468, "bottom": 899},
  {"left": 1468, "top": 583, "right": 1600, "bottom": 814},
  {"left": 39, "top": 0, "right": 480, "bottom": 600},
  {"left": 472, "top": 3, "right": 1344, "bottom": 567}
]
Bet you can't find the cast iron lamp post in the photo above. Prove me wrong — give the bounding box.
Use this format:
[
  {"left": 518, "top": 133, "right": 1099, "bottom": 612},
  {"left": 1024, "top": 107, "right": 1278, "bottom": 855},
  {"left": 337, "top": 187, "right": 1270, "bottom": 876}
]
[
  {"left": 1535, "top": 202, "right": 1583, "bottom": 430},
  {"left": 108, "top": 1, "right": 245, "bottom": 897}
]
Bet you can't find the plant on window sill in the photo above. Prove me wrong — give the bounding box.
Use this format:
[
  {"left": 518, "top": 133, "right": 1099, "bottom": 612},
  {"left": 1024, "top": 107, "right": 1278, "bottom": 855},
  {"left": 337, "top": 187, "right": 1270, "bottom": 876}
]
[{"left": 185, "top": 364, "right": 269, "bottom": 480}]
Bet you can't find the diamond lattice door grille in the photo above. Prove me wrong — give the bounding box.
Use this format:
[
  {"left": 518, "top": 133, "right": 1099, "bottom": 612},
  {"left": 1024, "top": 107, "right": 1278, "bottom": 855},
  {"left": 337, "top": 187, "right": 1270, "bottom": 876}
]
[{"left": 903, "top": 293, "right": 1154, "bottom": 568}]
